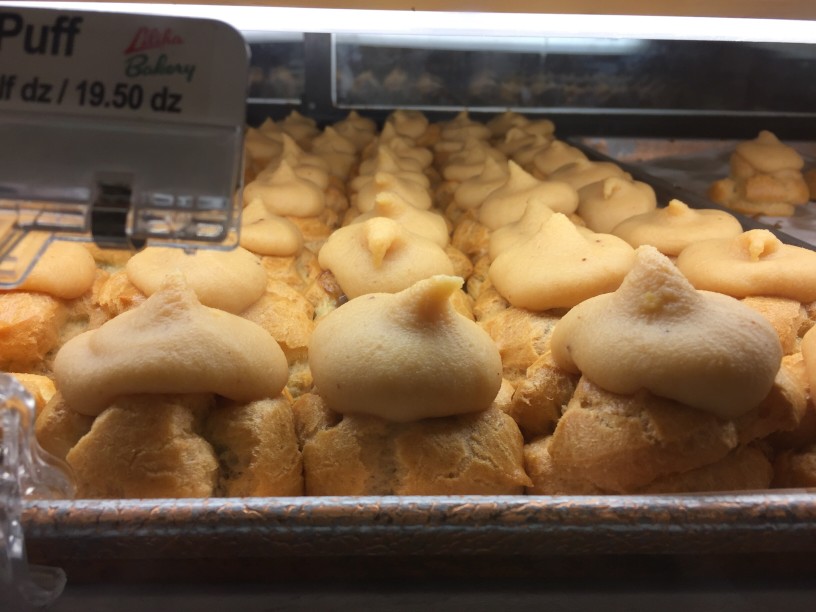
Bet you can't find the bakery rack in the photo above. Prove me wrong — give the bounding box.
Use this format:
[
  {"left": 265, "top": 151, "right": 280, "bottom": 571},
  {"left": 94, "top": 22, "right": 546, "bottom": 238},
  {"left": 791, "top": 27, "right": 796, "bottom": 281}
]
[{"left": 2, "top": 1, "right": 816, "bottom": 608}]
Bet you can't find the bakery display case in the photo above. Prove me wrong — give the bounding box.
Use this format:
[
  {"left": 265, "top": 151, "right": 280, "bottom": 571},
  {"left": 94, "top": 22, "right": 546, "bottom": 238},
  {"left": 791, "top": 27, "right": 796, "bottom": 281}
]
[{"left": 2, "top": 1, "right": 816, "bottom": 609}]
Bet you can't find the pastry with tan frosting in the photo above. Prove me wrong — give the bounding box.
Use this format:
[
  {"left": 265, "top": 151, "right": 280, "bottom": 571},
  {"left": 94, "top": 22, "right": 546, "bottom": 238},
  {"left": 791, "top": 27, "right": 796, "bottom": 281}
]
[
  {"left": 453, "top": 156, "right": 509, "bottom": 212},
  {"left": 358, "top": 143, "right": 426, "bottom": 177},
  {"left": 299, "top": 395, "right": 530, "bottom": 495},
  {"left": 301, "top": 276, "right": 529, "bottom": 494},
  {"left": 353, "top": 170, "right": 432, "bottom": 213},
  {"left": 54, "top": 274, "right": 289, "bottom": 416},
  {"left": 551, "top": 246, "right": 782, "bottom": 419},
  {"left": 486, "top": 111, "right": 530, "bottom": 139},
  {"left": 333, "top": 111, "right": 377, "bottom": 152},
  {"left": 243, "top": 127, "right": 282, "bottom": 179},
  {"left": 613, "top": 199, "right": 743, "bottom": 257},
  {"left": 578, "top": 177, "right": 657, "bottom": 234},
  {"left": 531, "top": 248, "right": 798, "bottom": 493},
  {"left": 351, "top": 191, "right": 450, "bottom": 248},
  {"left": 442, "top": 138, "right": 506, "bottom": 183},
  {"left": 479, "top": 162, "right": 578, "bottom": 229},
  {"left": 367, "top": 127, "right": 434, "bottom": 171},
  {"left": 532, "top": 140, "right": 588, "bottom": 177},
  {"left": 317, "top": 217, "right": 454, "bottom": 299},
  {"left": 496, "top": 127, "right": 553, "bottom": 169},
  {"left": 256, "top": 134, "right": 331, "bottom": 190},
  {"left": 490, "top": 213, "right": 636, "bottom": 311},
  {"left": 709, "top": 131, "right": 809, "bottom": 217},
  {"left": 309, "top": 275, "right": 502, "bottom": 421},
  {"left": 0, "top": 240, "right": 99, "bottom": 372},
  {"left": 386, "top": 109, "right": 431, "bottom": 141},
  {"left": 488, "top": 200, "right": 556, "bottom": 259},
  {"left": 440, "top": 111, "right": 492, "bottom": 144},
  {"left": 311, "top": 126, "right": 358, "bottom": 180},
  {"left": 65, "top": 393, "right": 219, "bottom": 498},
  {"left": 547, "top": 159, "right": 629, "bottom": 191},
  {"left": 126, "top": 246, "right": 267, "bottom": 314},
  {"left": 240, "top": 200, "right": 304, "bottom": 257},
  {"left": 243, "top": 159, "right": 326, "bottom": 217},
  {"left": 676, "top": 229, "right": 816, "bottom": 303},
  {"left": 279, "top": 110, "right": 320, "bottom": 147}
]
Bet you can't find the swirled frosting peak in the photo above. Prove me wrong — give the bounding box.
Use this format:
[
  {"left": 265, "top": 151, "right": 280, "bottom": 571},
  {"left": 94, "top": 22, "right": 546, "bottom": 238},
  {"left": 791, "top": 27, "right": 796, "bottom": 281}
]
[
  {"left": 54, "top": 273, "right": 289, "bottom": 416},
  {"left": 479, "top": 161, "right": 578, "bottom": 229},
  {"left": 309, "top": 275, "right": 502, "bottom": 421},
  {"left": 318, "top": 217, "right": 454, "bottom": 298},
  {"left": 612, "top": 199, "right": 743, "bottom": 256},
  {"left": 353, "top": 191, "right": 450, "bottom": 247},
  {"left": 243, "top": 159, "right": 326, "bottom": 217},
  {"left": 676, "top": 229, "right": 816, "bottom": 302},
  {"left": 550, "top": 246, "right": 782, "bottom": 419},
  {"left": 489, "top": 213, "right": 635, "bottom": 310}
]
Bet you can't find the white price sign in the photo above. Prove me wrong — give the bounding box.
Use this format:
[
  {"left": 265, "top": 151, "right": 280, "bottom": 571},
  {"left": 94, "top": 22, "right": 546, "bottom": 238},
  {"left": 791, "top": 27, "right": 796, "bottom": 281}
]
[{"left": 0, "top": 7, "right": 248, "bottom": 125}]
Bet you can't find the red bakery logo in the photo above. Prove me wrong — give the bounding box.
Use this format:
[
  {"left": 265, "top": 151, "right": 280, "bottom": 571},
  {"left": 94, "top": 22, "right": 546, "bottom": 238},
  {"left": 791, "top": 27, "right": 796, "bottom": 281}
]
[{"left": 124, "top": 26, "right": 184, "bottom": 55}]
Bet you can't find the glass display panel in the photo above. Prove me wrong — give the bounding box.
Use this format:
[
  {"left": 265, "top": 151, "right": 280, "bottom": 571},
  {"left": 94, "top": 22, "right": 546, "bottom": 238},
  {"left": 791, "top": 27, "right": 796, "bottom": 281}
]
[
  {"left": 246, "top": 32, "right": 305, "bottom": 104},
  {"left": 335, "top": 34, "right": 816, "bottom": 115}
]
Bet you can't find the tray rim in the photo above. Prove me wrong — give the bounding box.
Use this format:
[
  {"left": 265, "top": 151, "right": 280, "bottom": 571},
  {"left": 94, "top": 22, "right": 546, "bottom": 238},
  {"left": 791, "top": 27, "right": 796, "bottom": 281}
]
[{"left": 22, "top": 491, "right": 816, "bottom": 560}]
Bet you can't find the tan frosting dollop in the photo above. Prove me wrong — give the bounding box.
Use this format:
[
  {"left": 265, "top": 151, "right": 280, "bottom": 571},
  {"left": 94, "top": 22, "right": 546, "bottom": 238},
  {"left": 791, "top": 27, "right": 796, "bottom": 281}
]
[
  {"left": 441, "top": 111, "right": 492, "bottom": 142},
  {"left": 442, "top": 138, "right": 506, "bottom": 182},
  {"left": 548, "top": 159, "right": 628, "bottom": 191},
  {"left": 244, "top": 127, "right": 282, "bottom": 166},
  {"left": 240, "top": 200, "right": 304, "bottom": 257},
  {"left": 126, "top": 246, "right": 266, "bottom": 314},
  {"left": 15, "top": 240, "right": 96, "bottom": 299},
  {"left": 311, "top": 126, "right": 357, "bottom": 179},
  {"left": 675, "top": 229, "right": 816, "bottom": 302},
  {"left": 488, "top": 200, "right": 555, "bottom": 259},
  {"left": 280, "top": 110, "right": 320, "bottom": 145},
  {"left": 496, "top": 127, "right": 552, "bottom": 166},
  {"left": 386, "top": 109, "right": 430, "bottom": 141},
  {"left": 352, "top": 191, "right": 450, "bottom": 247},
  {"left": 359, "top": 144, "right": 425, "bottom": 177},
  {"left": 333, "top": 111, "right": 377, "bottom": 151},
  {"left": 612, "top": 199, "right": 744, "bottom": 256},
  {"left": 309, "top": 275, "right": 502, "bottom": 422},
  {"left": 353, "top": 171, "right": 432, "bottom": 213},
  {"left": 486, "top": 111, "right": 530, "bottom": 138},
  {"left": 578, "top": 177, "right": 657, "bottom": 233},
  {"left": 489, "top": 213, "right": 635, "bottom": 310},
  {"left": 732, "top": 130, "right": 805, "bottom": 176},
  {"left": 453, "top": 156, "right": 509, "bottom": 210},
  {"left": 243, "top": 160, "right": 326, "bottom": 217},
  {"left": 271, "top": 134, "right": 330, "bottom": 189},
  {"left": 54, "top": 274, "right": 288, "bottom": 416},
  {"left": 318, "top": 217, "right": 454, "bottom": 298},
  {"left": 532, "top": 140, "right": 588, "bottom": 176},
  {"left": 550, "top": 246, "right": 782, "bottom": 419},
  {"left": 479, "top": 161, "right": 578, "bottom": 229},
  {"left": 374, "top": 130, "right": 433, "bottom": 169}
]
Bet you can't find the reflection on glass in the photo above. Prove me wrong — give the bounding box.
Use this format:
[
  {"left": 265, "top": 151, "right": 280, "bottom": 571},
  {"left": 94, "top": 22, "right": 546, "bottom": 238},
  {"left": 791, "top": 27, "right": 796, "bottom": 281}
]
[
  {"left": 335, "top": 34, "right": 816, "bottom": 114},
  {"left": 246, "top": 33, "right": 305, "bottom": 103}
]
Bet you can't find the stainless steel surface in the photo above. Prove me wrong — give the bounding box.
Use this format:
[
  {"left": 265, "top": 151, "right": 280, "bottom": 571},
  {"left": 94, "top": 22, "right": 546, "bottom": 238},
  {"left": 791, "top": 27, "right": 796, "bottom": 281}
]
[{"left": 22, "top": 492, "right": 816, "bottom": 567}]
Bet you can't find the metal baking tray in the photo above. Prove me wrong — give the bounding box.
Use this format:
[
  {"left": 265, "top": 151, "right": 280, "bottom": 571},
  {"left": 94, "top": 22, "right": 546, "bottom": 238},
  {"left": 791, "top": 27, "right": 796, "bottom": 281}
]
[
  {"left": 20, "top": 489, "right": 816, "bottom": 585},
  {"left": 15, "top": 137, "right": 816, "bottom": 593}
]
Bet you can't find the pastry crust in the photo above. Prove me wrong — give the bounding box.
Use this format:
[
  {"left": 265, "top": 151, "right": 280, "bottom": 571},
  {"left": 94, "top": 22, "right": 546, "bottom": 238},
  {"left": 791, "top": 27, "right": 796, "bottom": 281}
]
[
  {"left": 0, "top": 292, "right": 67, "bottom": 372},
  {"left": 65, "top": 394, "right": 218, "bottom": 499},
  {"left": 206, "top": 397, "right": 304, "bottom": 497},
  {"left": 302, "top": 407, "right": 531, "bottom": 495},
  {"left": 547, "top": 377, "right": 739, "bottom": 493}
]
